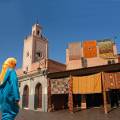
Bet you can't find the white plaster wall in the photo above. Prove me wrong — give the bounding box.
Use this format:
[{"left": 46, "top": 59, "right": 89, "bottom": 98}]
[{"left": 19, "top": 74, "right": 48, "bottom": 112}]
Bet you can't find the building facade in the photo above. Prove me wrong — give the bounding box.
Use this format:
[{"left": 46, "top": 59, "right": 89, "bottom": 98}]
[
  {"left": 16, "top": 23, "right": 66, "bottom": 112},
  {"left": 66, "top": 40, "right": 118, "bottom": 70},
  {"left": 48, "top": 63, "right": 120, "bottom": 113},
  {"left": 16, "top": 23, "right": 120, "bottom": 113}
]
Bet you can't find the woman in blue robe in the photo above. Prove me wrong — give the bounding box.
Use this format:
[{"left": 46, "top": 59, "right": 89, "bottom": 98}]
[{"left": 0, "top": 58, "right": 20, "bottom": 120}]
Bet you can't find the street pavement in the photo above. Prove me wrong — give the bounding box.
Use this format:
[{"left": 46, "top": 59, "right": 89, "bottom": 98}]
[{"left": 0, "top": 108, "right": 120, "bottom": 120}]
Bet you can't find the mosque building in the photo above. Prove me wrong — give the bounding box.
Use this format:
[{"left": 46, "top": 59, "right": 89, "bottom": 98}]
[{"left": 16, "top": 23, "right": 66, "bottom": 112}]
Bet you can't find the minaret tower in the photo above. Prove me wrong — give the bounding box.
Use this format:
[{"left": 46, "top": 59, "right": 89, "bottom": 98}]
[{"left": 22, "top": 23, "right": 48, "bottom": 72}]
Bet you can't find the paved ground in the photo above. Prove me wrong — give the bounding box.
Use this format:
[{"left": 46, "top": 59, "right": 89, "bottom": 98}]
[{"left": 1, "top": 108, "right": 120, "bottom": 120}]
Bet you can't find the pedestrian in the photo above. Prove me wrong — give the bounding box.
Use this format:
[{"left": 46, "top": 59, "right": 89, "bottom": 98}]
[{"left": 0, "top": 58, "right": 20, "bottom": 120}]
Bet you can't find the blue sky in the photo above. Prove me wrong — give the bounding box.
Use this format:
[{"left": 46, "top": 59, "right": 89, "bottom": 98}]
[{"left": 0, "top": 0, "right": 120, "bottom": 69}]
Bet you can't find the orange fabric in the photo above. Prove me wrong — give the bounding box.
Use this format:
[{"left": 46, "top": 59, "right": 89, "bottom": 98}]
[
  {"left": 103, "top": 73, "right": 116, "bottom": 90},
  {"left": 72, "top": 77, "right": 79, "bottom": 94},
  {"left": 83, "top": 40, "right": 97, "bottom": 58},
  {"left": 116, "top": 72, "right": 120, "bottom": 89},
  {"left": 103, "top": 72, "right": 120, "bottom": 90},
  {"left": 118, "top": 57, "right": 120, "bottom": 63},
  {"left": 72, "top": 73, "right": 102, "bottom": 94}
]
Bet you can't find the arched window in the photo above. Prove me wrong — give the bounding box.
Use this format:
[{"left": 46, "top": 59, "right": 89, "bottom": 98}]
[
  {"left": 22, "top": 85, "right": 29, "bottom": 108},
  {"left": 26, "top": 51, "right": 29, "bottom": 57},
  {"left": 37, "top": 30, "right": 40, "bottom": 35},
  {"left": 108, "top": 60, "right": 112, "bottom": 65},
  {"left": 34, "top": 83, "right": 42, "bottom": 109},
  {"left": 112, "top": 60, "right": 115, "bottom": 64}
]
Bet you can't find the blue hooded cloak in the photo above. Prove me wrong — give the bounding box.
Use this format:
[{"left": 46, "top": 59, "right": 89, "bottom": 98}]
[{"left": 0, "top": 68, "right": 20, "bottom": 120}]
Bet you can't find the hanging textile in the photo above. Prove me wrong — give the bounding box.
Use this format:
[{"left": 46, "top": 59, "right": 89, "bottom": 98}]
[
  {"left": 72, "top": 77, "right": 79, "bottom": 94},
  {"left": 51, "top": 78, "right": 69, "bottom": 94},
  {"left": 116, "top": 72, "right": 120, "bottom": 89},
  {"left": 83, "top": 40, "right": 97, "bottom": 58},
  {"left": 68, "top": 76, "right": 73, "bottom": 112},
  {"left": 72, "top": 73, "right": 102, "bottom": 94},
  {"left": 69, "top": 42, "right": 81, "bottom": 60},
  {"left": 102, "top": 73, "right": 116, "bottom": 90},
  {"left": 103, "top": 72, "right": 120, "bottom": 90},
  {"left": 97, "top": 40, "right": 114, "bottom": 58}
]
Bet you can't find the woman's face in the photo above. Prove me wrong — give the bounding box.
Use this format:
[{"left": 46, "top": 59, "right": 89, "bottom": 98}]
[
  {"left": 9, "top": 61, "right": 16, "bottom": 69},
  {"left": 14, "top": 63, "right": 16, "bottom": 69}
]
